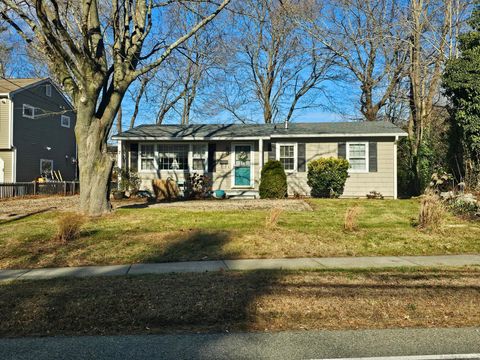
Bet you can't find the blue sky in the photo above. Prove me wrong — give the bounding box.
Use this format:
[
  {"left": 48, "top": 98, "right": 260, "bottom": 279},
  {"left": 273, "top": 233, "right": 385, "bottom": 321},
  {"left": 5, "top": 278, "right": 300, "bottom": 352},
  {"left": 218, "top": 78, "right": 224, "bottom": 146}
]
[{"left": 2, "top": 8, "right": 362, "bottom": 130}]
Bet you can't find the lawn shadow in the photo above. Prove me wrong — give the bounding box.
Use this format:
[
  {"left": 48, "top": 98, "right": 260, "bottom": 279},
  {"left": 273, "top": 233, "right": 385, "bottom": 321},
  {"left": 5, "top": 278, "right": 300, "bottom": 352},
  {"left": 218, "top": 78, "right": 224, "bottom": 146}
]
[
  {"left": 141, "top": 229, "right": 238, "bottom": 263},
  {"left": 1, "top": 268, "right": 479, "bottom": 341},
  {"left": 0, "top": 226, "right": 285, "bottom": 344},
  {"left": 0, "top": 207, "right": 55, "bottom": 225}
]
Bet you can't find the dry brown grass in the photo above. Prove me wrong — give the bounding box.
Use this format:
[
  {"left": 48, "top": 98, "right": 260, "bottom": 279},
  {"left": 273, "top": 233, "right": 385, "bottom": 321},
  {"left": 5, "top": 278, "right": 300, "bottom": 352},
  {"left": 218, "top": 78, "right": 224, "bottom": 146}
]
[
  {"left": 418, "top": 193, "right": 445, "bottom": 230},
  {"left": 54, "top": 212, "right": 86, "bottom": 242},
  {"left": 1, "top": 268, "right": 479, "bottom": 337},
  {"left": 265, "top": 208, "right": 283, "bottom": 229},
  {"left": 344, "top": 206, "right": 361, "bottom": 232}
]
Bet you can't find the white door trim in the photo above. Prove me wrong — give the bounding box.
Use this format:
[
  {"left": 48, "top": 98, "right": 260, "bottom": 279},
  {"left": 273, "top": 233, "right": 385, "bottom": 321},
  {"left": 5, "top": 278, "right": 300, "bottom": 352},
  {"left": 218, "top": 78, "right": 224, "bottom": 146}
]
[{"left": 231, "top": 143, "right": 254, "bottom": 189}]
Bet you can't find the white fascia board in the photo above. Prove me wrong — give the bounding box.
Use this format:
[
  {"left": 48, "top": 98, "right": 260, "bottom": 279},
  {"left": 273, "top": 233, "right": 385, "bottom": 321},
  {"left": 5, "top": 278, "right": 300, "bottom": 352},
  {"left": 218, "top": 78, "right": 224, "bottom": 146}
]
[
  {"left": 111, "top": 136, "right": 270, "bottom": 141},
  {"left": 112, "top": 133, "right": 408, "bottom": 141},
  {"left": 270, "top": 133, "right": 407, "bottom": 138}
]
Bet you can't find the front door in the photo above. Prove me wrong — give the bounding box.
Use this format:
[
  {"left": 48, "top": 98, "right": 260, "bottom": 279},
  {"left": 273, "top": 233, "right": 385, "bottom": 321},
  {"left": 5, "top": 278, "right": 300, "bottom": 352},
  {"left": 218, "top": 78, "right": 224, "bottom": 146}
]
[{"left": 233, "top": 145, "right": 252, "bottom": 187}]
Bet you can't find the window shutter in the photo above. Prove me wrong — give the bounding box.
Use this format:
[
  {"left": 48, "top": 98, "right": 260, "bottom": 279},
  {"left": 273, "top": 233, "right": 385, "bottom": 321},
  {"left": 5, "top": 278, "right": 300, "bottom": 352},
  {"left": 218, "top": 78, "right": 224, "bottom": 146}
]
[
  {"left": 338, "top": 142, "right": 346, "bottom": 159},
  {"left": 208, "top": 143, "right": 217, "bottom": 172},
  {"left": 369, "top": 142, "right": 377, "bottom": 172},
  {"left": 268, "top": 142, "right": 276, "bottom": 161},
  {"left": 297, "top": 143, "right": 306, "bottom": 172},
  {"left": 130, "top": 143, "right": 138, "bottom": 172}
]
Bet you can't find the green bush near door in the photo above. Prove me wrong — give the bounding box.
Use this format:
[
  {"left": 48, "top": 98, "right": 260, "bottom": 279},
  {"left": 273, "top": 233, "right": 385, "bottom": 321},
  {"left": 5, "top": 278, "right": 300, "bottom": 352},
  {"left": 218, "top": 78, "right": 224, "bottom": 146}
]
[{"left": 259, "top": 160, "right": 287, "bottom": 199}]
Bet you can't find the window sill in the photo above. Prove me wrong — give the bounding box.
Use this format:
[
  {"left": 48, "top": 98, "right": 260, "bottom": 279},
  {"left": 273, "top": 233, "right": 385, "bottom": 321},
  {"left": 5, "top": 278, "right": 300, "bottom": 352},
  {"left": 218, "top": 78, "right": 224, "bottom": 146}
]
[{"left": 348, "top": 170, "right": 369, "bottom": 174}]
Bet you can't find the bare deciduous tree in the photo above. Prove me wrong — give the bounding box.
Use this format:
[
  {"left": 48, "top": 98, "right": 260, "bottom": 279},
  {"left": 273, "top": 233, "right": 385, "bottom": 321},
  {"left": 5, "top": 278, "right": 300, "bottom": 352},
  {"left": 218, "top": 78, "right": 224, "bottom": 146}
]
[
  {"left": 126, "top": 3, "right": 227, "bottom": 128},
  {"left": 220, "top": 0, "right": 335, "bottom": 125},
  {"left": 291, "top": 0, "right": 409, "bottom": 122},
  {"left": 0, "top": 23, "right": 11, "bottom": 77},
  {"left": 407, "top": 0, "right": 470, "bottom": 193},
  {"left": 1, "top": 0, "right": 230, "bottom": 215}
]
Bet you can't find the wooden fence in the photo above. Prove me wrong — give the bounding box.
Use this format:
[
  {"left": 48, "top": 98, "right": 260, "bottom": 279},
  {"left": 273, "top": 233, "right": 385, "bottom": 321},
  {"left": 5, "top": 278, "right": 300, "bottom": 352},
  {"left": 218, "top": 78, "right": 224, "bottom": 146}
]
[{"left": 0, "top": 181, "right": 80, "bottom": 200}]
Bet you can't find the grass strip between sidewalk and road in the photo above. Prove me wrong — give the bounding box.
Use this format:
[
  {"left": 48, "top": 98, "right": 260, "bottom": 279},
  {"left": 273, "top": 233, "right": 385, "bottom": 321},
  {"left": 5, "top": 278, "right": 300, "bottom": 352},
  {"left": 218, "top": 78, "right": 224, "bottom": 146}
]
[{"left": 1, "top": 267, "right": 479, "bottom": 337}]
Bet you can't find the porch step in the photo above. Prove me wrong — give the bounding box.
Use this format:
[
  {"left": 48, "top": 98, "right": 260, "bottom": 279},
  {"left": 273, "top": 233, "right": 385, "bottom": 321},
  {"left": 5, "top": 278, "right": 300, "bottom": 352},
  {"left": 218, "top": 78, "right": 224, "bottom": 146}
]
[{"left": 225, "top": 190, "right": 259, "bottom": 199}]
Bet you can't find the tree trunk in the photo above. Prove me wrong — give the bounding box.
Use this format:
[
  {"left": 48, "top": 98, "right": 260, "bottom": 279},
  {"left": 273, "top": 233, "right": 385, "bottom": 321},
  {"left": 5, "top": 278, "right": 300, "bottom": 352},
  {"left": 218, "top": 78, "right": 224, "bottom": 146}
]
[{"left": 75, "top": 106, "right": 115, "bottom": 216}]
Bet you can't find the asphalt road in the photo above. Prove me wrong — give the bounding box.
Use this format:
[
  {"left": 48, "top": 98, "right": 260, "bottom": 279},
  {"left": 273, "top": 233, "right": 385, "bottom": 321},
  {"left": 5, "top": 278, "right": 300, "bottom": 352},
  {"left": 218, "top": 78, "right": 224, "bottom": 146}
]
[{"left": 1, "top": 328, "right": 480, "bottom": 360}]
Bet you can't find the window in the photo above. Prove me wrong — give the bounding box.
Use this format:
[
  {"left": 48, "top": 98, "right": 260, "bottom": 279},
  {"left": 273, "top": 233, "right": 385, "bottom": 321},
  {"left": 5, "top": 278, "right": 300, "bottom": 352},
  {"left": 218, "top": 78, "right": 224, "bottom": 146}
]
[
  {"left": 347, "top": 142, "right": 368, "bottom": 172},
  {"left": 61, "top": 115, "right": 70, "bottom": 128},
  {"left": 23, "top": 104, "right": 35, "bottom": 119},
  {"left": 46, "top": 84, "right": 52, "bottom": 97},
  {"left": 40, "top": 159, "right": 53, "bottom": 175},
  {"left": 140, "top": 144, "right": 155, "bottom": 170},
  {"left": 192, "top": 144, "right": 207, "bottom": 171},
  {"left": 278, "top": 144, "right": 296, "bottom": 171},
  {"left": 157, "top": 144, "right": 189, "bottom": 170}
]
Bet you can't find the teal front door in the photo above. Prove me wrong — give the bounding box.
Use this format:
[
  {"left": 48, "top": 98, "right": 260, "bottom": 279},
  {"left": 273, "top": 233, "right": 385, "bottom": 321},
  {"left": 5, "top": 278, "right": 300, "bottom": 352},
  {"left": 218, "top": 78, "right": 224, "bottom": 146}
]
[{"left": 234, "top": 145, "right": 252, "bottom": 187}]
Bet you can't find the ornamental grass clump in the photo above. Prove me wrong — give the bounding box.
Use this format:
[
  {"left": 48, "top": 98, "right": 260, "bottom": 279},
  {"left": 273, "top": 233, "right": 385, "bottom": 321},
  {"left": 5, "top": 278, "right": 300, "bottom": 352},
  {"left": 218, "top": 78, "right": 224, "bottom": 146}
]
[
  {"left": 418, "top": 192, "right": 445, "bottom": 231},
  {"left": 307, "top": 157, "right": 349, "bottom": 198},
  {"left": 55, "top": 212, "right": 86, "bottom": 242},
  {"left": 259, "top": 160, "right": 287, "bottom": 199},
  {"left": 265, "top": 208, "right": 284, "bottom": 229},
  {"left": 344, "top": 206, "right": 361, "bottom": 232}
]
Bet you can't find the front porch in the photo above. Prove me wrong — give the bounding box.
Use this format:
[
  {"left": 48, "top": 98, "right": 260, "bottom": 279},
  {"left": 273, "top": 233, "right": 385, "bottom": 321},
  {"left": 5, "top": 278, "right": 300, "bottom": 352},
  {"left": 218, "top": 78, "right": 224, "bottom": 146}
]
[{"left": 116, "top": 138, "right": 268, "bottom": 197}]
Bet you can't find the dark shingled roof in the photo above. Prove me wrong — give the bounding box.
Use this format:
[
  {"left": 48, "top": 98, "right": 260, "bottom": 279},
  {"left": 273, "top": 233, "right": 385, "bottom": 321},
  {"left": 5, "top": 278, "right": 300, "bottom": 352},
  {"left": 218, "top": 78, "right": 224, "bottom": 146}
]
[{"left": 112, "top": 121, "right": 407, "bottom": 140}]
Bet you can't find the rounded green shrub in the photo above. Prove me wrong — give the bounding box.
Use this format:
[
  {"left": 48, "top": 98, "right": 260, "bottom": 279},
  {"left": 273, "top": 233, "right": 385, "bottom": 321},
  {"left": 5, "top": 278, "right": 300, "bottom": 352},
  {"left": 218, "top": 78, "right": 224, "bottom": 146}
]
[
  {"left": 307, "top": 157, "right": 349, "bottom": 198},
  {"left": 259, "top": 160, "right": 288, "bottom": 199}
]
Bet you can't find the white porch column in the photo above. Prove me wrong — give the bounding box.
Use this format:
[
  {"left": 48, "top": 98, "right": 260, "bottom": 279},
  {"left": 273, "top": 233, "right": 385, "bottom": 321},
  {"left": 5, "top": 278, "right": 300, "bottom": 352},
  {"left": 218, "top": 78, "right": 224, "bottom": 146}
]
[
  {"left": 117, "top": 139, "right": 123, "bottom": 190},
  {"left": 258, "top": 138, "right": 264, "bottom": 179}
]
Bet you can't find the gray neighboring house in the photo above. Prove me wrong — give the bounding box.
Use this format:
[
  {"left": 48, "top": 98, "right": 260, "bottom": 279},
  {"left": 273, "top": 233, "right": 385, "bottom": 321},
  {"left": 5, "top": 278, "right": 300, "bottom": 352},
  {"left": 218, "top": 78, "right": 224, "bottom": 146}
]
[
  {"left": 113, "top": 122, "right": 407, "bottom": 199},
  {"left": 0, "top": 78, "right": 77, "bottom": 183}
]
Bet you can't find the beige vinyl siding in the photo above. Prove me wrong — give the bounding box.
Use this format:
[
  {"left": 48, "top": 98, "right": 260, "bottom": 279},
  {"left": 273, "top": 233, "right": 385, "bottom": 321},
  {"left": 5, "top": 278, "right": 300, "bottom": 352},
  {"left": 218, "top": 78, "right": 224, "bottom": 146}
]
[
  {"left": 0, "top": 150, "right": 14, "bottom": 183},
  {"left": 132, "top": 137, "right": 396, "bottom": 198},
  {"left": 211, "top": 141, "right": 232, "bottom": 191},
  {"left": 343, "top": 141, "right": 394, "bottom": 198},
  {"left": 271, "top": 137, "right": 396, "bottom": 198},
  {"left": 0, "top": 98, "right": 11, "bottom": 149}
]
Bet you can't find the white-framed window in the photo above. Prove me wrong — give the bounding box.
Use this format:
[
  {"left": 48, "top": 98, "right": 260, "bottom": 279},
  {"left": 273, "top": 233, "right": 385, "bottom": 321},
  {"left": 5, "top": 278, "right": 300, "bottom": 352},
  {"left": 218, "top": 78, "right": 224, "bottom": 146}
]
[
  {"left": 140, "top": 144, "right": 155, "bottom": 171},
  {"left": 22, "top": 104, "right": 35, "bottom": 119},
  {"left": 192, "top": 144, "right": 208, "bottom": 171},
  {"left": 61, "top": 115, "right": 71, "bottom": 128},
  {"left": 157, "top": 144, "right": 189, "bottom": 170},
  {"left": 138, "top": 143, "right": 210, "bottom": 172},
  {"left": 40, "top": 159, "right": 53, "bottom": 175},
  {"left": 347, "top": 142, "right": 368, "bottom": 173},
  {"left": 277, "top": 143, "right": 297, "bottom": 172},
  {"left": 45, "top": 84, "right": 52, "bottom": 97}
]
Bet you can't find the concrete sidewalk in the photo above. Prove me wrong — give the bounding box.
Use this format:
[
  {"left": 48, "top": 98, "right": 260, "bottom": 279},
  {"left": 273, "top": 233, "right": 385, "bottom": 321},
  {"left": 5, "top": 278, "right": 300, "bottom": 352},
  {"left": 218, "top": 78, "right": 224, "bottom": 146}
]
[{"left": 1, "top": 254, "right": 479, "bottom": 282}]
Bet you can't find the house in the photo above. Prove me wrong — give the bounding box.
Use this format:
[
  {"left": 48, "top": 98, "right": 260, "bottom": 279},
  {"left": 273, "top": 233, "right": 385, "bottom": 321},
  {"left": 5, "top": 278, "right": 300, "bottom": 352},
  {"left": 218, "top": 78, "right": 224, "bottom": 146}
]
[
  {"left": 0, "top": 78, "right": 77, "bottom": 183},
  {"left": 112, "top": 121, "right": 407, "bottom": 198}
]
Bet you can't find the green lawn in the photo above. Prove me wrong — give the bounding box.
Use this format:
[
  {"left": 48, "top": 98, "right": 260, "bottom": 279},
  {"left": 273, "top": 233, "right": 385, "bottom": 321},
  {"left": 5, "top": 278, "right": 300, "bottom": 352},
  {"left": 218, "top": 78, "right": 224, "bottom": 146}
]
[{"left": 0, "top": 198, "right": 479, "bottom": 269}]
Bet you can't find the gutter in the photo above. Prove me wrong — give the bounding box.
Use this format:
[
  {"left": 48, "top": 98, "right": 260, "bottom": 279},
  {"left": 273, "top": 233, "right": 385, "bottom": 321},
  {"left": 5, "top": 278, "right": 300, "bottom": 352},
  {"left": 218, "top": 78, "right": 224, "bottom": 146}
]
[{"left": 112, "top": 133, "right": 408, "bottom": 141}]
